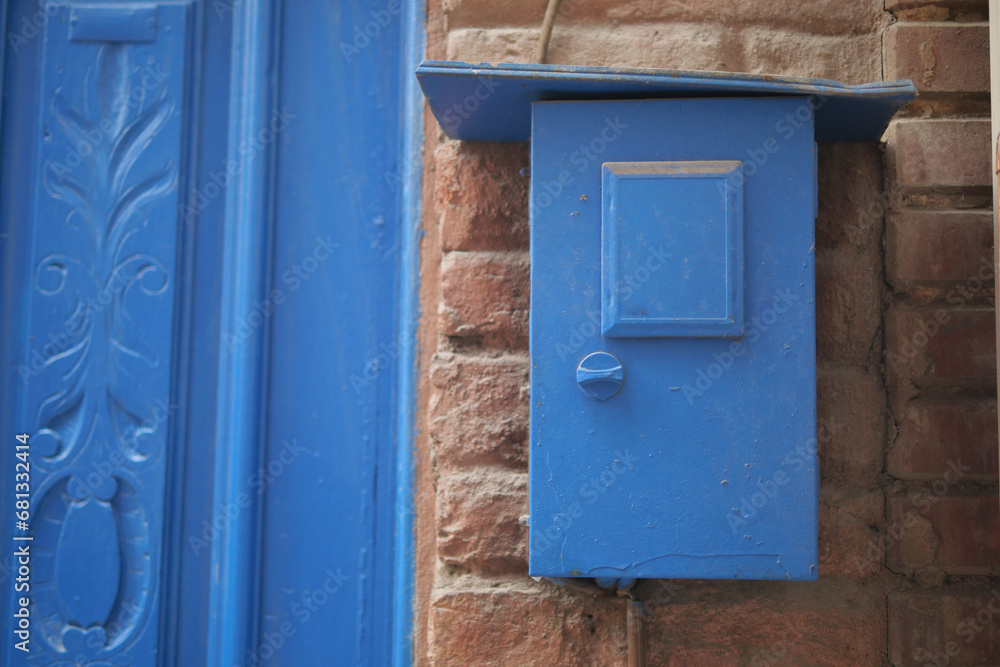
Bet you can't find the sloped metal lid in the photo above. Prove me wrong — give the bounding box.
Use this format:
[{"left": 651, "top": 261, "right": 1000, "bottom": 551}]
[{"left": 417, "top": 60, "right": 916, "bottom": 143}]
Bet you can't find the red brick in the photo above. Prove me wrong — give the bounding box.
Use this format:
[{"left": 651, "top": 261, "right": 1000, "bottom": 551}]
[
  {"left": 889, "top": 589, "right": 1000, "bottom": 666},
  {"left": 442, "top": 0, "right": 547, "bottom": 29},
  {"left": 726, "top": 0, "right": 884, "bottom": 37},
  {"left": 446, "top": 25, "right": 881, "bottom": 82},
  {"left": 434, "top": 141, "right": 530, "bottom": 252},
  {"left": 888, "top": 400, "right": 999, "bottom": 480},
  {"left": 644, "top": 580, "right": 886, "bottom": 665},
  {"left": 890, "top": 5, "right": 952, "bottom": 20},
  {"left": 887, "top": 210, "right": 994, "bottom": 289},
  {"left": 886, "top": 307, "right": 996, "bottom": 383},
  {"left": 428, "top": 581, "right": 625, "bottom": 666},
  {"left": 816, "top": 249, "right": 882, "bottom": 367},
  {"left": 885, "top": 119, "right": 992, "bottom": 189},
  {"left": 444, "top": 0, "right": 882, "bottom": 37},
  {"left": 817, "top": 368, "right": 886, "bottom": 489},
  {"left": 436, "top": 468, "right": 528, "bottom": 574},
  {"left": 886, "top": 0, "right": 987, "bottom": 13},
  {"left": 428, "top": 352, "right": 529, "bottom": 470},
  {"left": 440, "top": 251, "right": 529, "bottom": 349},
  {"left": 819, "top": 489, "right": 885, "bottom": 578},
  {"left": 816, "top": 143, "right": 884, "bottom": 252},
  {"left": 884, "top": 23, "right": 989, "bottom": 93},
  {"left": 666, "top": 647, "right": 740, "bottom": 665},
  {"left": 446, "top": 24, "right": 738, "bottom": 71},
  {"left": 741, "top": 29, "right": 882, "bottom": 83},
  {"left": 887, "top": 494, "right": 1000, "bottom": 574}
]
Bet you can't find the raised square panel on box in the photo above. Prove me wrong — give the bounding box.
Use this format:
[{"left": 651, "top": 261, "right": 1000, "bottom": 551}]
[
  {"left": 529, "top": 97, "right": 818, "bottom": 581},
  {"left": 602, "top": 161, "right": 744, "bottom": 338}
]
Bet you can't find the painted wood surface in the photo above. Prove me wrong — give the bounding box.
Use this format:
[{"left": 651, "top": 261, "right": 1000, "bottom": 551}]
[
  {"left": 529, "top": 98, "right": 819, "bottom": 581},
  {"left": 0, "top": 1, "right": 418, "bottom": 665}
]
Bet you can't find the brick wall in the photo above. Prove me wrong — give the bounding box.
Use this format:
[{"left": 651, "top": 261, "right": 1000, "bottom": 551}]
[{"left": 414, "top": 0, "right": 998, "bottom": 664}]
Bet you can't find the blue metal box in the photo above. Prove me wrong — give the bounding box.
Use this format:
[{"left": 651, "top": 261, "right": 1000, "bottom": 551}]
[
  {"left": 416, "top": 60, "right": 914, "bottom": 582},
  {"left": 529, "top": 97, "right": 818, "bottom": 580}
]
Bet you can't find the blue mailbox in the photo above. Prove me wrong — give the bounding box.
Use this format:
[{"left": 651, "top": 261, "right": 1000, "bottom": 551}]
[{"left": 418, "top": 62, "right": 914, "bottom": 581}]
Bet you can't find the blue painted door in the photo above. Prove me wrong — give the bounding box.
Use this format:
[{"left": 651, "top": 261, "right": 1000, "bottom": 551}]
[{"left": 0, "top": 1, "right": 417, "bottom": 665}]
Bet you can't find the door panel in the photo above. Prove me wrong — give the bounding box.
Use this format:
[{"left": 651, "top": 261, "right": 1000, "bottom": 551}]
[
  {"left": 0, "top": 1, "right": 415, "bottom": 665},
  {"left": 256, "top": 2, "right": 404, "bottom": 664},
  {"left": 2, "top": 3, "right": 198, "bottom": 664}
]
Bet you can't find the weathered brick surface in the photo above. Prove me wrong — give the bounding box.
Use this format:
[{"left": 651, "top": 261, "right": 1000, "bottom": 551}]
[
  {"left": 886, "top": 307, "right": 997, "bottom": 383},
  {"left": 819, "top": 489, "right": 885, "bottom": 578},
  {"left": 887, "top": 494, "right": 1000, "bottom": 574},
  {"left": 889, "top": 400, "right": 999, "bottom": 480},
  {"left": 663, "top": 647, "right": 741, "bottom": 665},
  {"left": 428, "top": 351, "right": 529, "bottom": 470},
  {"left": 446, "top": 24, "right": 737, "bottom": 71},
  {"left": 428, "top": 581, "right": 626, "bottom": 666},
  {"left": 439, "top": 251, "right": 530, "bottom": 349},
  {"left": 817, "top": 368, "right": 886, "bottom": 489},
  {"left": 889, "top": 589, "right": 1000, "bottom": 666},
  {"left": 436, "top": 468, "right": 528, "bottom": 574},
  {"left": 740, "top": 29, "right": 882, "bottom": 82},
  {"left": 816, "top": 143, "right": 884, "bottom": 252},
  {"left": 884, "top": 23, "right": 989, "bottom": 92},
  {"left": 644, "top": 581, "right": 886, "bottom": 665},
  {"left": 418, "top": 0, "right": 1000, "bottom": 664},
  {"left": 885, "top": 0, "right": 987, "bottom": 14},
  {"left": 876, "top": 13, "right": 997, "bottom": 664},
  {"left": 446, "top": 26, "right": 882, "bottom": 82},
  {"left": 885, "top": 119, "right": 992, "bottom": 189},
  {"left": 443, "top": 0, "right": 884, "bottom": 36},
  {"left": 888, "top": 210, "right": 994, "bottom": 288},
  {"left": 892, "top": 7, "right": 988, "bottom": 21},
  {"left": 816, "top": 249, "right": 883, "bottom": 368},
  {"left": 434, "top": 141, "right": 530, "bottom": 252}
]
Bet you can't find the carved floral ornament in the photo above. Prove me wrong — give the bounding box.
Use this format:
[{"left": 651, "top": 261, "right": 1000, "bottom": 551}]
[{"left": 28, "top": 44, "right": 176, "bottom": 666}]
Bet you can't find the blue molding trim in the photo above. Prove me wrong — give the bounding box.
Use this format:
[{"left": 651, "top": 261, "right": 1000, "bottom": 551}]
[
  {"left": 393, "top": 0, "right": 424, "bottom": 664},
  {"left": 159, "top": 0, "right": 205, "bottom": 663},
  {"left": 0, "top": 0, "right": 7, "bottom": 137},
  {"left": 207, "top": 0, "right": 281, "bottom": 664},
  {"left": 416, "top": 60, "right": 916, "bottom": 142},
  {"left": 601, "top": 161, "right": 745, "bottom": 338},
  {"left": 68, "top": 4, "right": 159, "bottom": 43}
]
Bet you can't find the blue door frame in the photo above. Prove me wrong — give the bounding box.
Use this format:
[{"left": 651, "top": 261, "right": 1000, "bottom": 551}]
[{"left": 0, "top": 0, "right": 422, "bottom": 664}]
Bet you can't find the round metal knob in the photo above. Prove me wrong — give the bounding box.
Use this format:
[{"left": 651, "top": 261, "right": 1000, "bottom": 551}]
[{"left": 576, "top": 351, "right": 625, "bottom": 400}]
